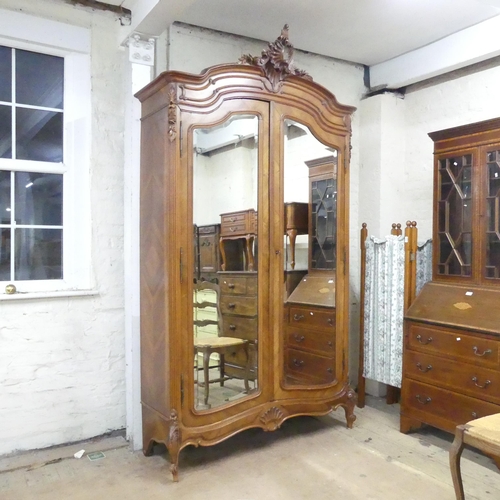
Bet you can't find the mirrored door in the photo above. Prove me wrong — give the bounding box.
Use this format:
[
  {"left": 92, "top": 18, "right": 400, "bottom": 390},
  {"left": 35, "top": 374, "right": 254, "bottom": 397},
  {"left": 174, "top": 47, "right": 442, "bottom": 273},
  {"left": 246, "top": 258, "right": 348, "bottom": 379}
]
[
  {"left": 281, "top": 118, "right": 338, "bottom": 387},
  {"left": 191, "top": 109, "right": 264, "bottom": 411}
]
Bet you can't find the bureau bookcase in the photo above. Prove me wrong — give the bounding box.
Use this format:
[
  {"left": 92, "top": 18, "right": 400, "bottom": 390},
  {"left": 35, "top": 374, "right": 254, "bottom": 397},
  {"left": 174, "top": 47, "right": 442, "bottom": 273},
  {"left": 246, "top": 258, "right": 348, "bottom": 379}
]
[{"left": 401, "top": 118, "right": 500, "bottom": 434}]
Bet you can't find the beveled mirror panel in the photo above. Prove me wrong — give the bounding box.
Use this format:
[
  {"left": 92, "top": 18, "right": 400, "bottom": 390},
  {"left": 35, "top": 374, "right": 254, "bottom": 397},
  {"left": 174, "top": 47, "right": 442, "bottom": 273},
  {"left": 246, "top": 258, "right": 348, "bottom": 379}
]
[
  {"left": 282, "top": 119, "right": 337, "bottom": 386},
  {"left": 192, "top": 114, "right": 259, "bottom": 410}
]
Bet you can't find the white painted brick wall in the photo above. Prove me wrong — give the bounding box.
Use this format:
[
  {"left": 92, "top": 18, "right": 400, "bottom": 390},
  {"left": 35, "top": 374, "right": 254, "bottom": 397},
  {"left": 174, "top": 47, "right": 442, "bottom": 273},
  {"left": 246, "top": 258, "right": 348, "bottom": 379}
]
[{"left": 0, "top": 0, "right": 126, "bottom": 456}]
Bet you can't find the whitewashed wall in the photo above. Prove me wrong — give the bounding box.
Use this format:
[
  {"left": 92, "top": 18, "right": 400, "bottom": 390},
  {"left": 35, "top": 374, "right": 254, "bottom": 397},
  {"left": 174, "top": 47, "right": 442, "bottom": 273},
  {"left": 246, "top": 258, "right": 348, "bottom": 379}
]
[{"left": 0, "top": 0, "right": 126, "bottom": 455}]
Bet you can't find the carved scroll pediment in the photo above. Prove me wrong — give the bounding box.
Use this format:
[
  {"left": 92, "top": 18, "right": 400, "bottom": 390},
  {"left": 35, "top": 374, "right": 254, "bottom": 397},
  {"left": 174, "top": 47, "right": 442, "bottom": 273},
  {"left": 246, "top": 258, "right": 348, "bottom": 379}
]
[{"left": 239, "top": 24, "right": 312, "bottom": 92}]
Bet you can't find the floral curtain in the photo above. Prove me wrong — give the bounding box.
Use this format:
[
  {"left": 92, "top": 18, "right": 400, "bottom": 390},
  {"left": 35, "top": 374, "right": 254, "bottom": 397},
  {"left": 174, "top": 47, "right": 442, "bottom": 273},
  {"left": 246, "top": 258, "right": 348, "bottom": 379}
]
[
  {"left": 416, "top": 239, "right": 432, "bottom": 295},
  {"left": 363, "top": 235, "right": 405, "bottom": 388}
]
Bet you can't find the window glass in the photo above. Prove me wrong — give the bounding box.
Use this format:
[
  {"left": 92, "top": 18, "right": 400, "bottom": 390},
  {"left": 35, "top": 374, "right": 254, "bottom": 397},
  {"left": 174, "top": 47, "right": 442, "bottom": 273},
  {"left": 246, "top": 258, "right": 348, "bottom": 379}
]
[
  {"left": 15, "top": 172, "right": 63, "bottom": 226},
  {"left": 0, "top": 104, "right": 12, "bottom": 159},
  {"left": 16, "top": 108, "right": 63, "bottom": 162},
  {"left": 0, "top": 46, "right": 11, "bottom": 102},
  {"left": 0, "top": 45, "right": 65, "bottom": 285},
  {"left": 15, "top": 228, "right": 62, "bottom": 280},
  {"left": 16, "top": 49, "right": 63, "bottom": 108}
]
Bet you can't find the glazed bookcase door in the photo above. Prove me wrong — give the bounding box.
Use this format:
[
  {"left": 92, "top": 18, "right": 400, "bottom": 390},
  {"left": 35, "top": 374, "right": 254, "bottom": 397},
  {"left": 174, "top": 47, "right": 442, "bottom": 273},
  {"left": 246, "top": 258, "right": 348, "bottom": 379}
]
[
  {"left": 182, "top": 98, "right": 272, "bottom": 425},
  {"left": 433, "top": 149, "right": 476, "bottom": 280},
  {"left": 483, "top": 145, "right": 500, "bottom": 282}
]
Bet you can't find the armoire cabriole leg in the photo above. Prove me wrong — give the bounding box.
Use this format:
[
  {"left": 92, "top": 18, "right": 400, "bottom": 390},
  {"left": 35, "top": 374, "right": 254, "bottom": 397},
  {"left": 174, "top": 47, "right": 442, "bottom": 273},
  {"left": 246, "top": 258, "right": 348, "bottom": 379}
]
[
  {"left": 168, "top": 409, "right": 182, "bottom": 482},
  {"left": 341, "top": 387, "right": 357, "bottom": 428}
]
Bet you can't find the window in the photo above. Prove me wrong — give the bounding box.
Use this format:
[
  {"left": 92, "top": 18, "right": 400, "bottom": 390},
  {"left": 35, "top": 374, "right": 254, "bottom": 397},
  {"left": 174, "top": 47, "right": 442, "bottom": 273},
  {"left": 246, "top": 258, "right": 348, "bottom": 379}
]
[
  {"left": 0, "top": 47, "right": 64, "bottom": 282},
  {"left": 0, "top": 10, "right": 92, "bottom": 295}
]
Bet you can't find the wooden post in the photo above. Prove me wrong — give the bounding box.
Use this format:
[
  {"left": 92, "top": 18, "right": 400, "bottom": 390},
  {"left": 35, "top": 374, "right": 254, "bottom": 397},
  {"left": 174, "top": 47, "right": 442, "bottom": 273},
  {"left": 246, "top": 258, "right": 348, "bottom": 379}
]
[{"left": 357, "top": 223, "right": 368, "bottom": 408}]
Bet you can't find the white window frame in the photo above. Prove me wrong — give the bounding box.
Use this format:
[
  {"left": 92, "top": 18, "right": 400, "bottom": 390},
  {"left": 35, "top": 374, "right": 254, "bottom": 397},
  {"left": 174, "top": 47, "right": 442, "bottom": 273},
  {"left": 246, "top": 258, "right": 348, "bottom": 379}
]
[{"left": 0, "top": 9, "right": 92, "bottom": 296}]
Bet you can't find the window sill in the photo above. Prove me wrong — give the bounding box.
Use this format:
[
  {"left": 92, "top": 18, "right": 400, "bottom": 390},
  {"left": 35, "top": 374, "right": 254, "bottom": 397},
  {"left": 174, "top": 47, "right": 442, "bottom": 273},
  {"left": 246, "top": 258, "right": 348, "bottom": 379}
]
[{"left": 0, "top": 289, "right": 99, "bottom": 301}]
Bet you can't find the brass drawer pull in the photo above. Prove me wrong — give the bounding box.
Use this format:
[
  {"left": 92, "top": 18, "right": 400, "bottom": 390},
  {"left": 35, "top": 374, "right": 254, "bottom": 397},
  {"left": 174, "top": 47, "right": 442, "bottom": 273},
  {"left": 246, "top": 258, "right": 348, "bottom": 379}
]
[
  {"left": 415, "top": 394, "right": 431, "bottom": 404},
  {"left": 229, "top": 324, "right": 236, "bottom": 331},
  {"left": 230, "top": 227, "right": 236, "bottom": 232},
  {"left": 229, "top": 217, "right": 236, "bottom": 222},
  {"left": 416, "top": 334, "right": 433, "bottom": 345},
  {"left": 471, "top": 412, "right": 478, "bottom": 419},
  {"left": 292, "top": 358, "right": 304, "bottom": 367},
  {"left": 327, "top": 341, "right": 333, "bottom": 348},
  {"left": 327, "top": 367, "right": 333, "bottom": 373},
  {"left": 227, "top": 283, "right": 235, "bottom": 289},
  {"left": 228, "top": 303, "right": 236, "bottom": 309},
  {"left": 473, "top": 346, "right": 492, "bottom": 357},
  {"left": 327, "top": 318, "right": 334, "bottom": 326},
  {"left": 416, "top": 362, "right": 432, "bottom": 373},
  {"left": 471, "top": 376, "right": 491, "bottom": 389},
  {"left": 293, "top": 334, "right": 305, "bottom": 343},
  {"left": 293, "top": 314, "right": 304, "bottom": 322}
]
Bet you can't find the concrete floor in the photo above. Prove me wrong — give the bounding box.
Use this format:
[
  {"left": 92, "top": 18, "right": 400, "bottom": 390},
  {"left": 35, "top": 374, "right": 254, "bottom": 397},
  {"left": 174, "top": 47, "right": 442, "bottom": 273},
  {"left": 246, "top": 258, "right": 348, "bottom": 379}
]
[{"left": 1, "top": 397, "right": 499, "bottom": 499}]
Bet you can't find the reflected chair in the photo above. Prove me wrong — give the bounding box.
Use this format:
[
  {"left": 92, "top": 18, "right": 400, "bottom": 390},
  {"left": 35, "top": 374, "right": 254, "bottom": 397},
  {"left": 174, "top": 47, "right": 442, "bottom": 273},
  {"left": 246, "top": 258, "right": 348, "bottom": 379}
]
[
  {"left": 449, "top": 413, "right": 500, "bottom": 499},
  {"left": 193, "top": 281, "right": 250, "bottom": 407}
]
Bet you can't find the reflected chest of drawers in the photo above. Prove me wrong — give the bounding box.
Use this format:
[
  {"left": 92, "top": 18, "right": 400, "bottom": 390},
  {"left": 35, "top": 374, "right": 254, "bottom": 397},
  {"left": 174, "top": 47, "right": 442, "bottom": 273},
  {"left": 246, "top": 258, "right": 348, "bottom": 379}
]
[
  {"left": 284, "top": 303, "right": 336, "bottom": 385},
  {"left": 218, "top": 271, "right": 258, "bottom": 380}
]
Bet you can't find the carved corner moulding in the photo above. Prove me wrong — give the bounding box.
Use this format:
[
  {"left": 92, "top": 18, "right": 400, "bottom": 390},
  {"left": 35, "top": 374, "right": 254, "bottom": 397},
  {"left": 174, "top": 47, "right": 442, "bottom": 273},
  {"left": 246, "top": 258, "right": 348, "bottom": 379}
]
[
  {"left": 239, "top": 24, "right": 312, "bottom": 93},
  {"left": 167, "top": 85, "right": 178, "bottom": 142}
]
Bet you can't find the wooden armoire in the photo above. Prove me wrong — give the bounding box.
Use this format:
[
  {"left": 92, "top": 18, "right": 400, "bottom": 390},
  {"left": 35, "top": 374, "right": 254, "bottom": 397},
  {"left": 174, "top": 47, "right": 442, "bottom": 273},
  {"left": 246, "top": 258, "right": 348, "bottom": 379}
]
[
  {"left": 401, "top": 118, "right": 500, "bottom": 434},
  {"left": 136, "top": 26, "right": 356, "bottom": 480}
]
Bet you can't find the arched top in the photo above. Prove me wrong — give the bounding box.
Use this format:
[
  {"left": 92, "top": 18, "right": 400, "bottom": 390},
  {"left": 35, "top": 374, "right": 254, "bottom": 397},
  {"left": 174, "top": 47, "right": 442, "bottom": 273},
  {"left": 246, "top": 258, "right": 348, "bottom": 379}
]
[{"left": 135, "top": 26, "right": 356, "bottom": 136}]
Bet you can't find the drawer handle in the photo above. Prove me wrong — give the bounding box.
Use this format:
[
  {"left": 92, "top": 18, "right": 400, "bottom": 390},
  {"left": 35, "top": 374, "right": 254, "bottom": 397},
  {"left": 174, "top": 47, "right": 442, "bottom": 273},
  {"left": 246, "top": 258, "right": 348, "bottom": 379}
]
[
  {"left": 230, "top": 217, "right": 236, "bottom": 222},
  {"left": 293, "top": 314, "right": 304, "bottom": 322},
  {"left": 230, "top": 227, "right": 236, "bottom": 232},
  {"left": 327, "top": 367, "right": 333, "bottom": 373},
  {"left": 327, "top": 318, "right": 334, "bottom": 326},
  {"left": 327, "top": 341, "right": 333, "bottom": 348},
  {"left": 293, "top": 334, "right": 305, "bottom": 343},
  {"left": 416, "top": 362, "right": 432, "bottom": 373},
  {"left": 292, "top": 358, "right": 304, "bottom": 367},
  {"left": 228, "top": 303, "right": 236, "bottom": 309},
  {"left": 471, "top": 412, "right": 478, "bottom": 419},
  {"left": 471, "top": 376, "right": 491, "bottom": 389},
  {"left": 415, "top": 394, "right": 431, "bottom": 405},
  {"left": 473, "top": 346, "right": 492, "bottom": 357},
  {"left": 416, "top": 334, "right": 433, "bottom": 345},
  {"left": 227, "top": 283, "right": 235, "bottom": 289},
  {"left": 229, "top": 324, "right": 236, "bottom": 331}
]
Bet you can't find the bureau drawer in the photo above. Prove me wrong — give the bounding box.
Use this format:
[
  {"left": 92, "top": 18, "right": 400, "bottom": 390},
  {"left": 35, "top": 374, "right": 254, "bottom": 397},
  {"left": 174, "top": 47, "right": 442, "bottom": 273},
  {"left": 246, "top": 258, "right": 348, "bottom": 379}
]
[
  {"left": 285, "top": 347, "right": 335, "bottom": 384},
  {"left": 405, "top": 350, "right": 500, "bottom": 405},
  {"left": 401, "top": 379, "right": 500, "bottom": 433},
  {"left": 221, "top": 316, "right": 257, "bottom": 341},
  {"left": 219, "top": 275, "right": 257, "bottom": 295},
  {"left": 286, "top": 327, "right": 335, "bottom": 356},
  {"left": 220, "top": 295, "right": 257, "bottom": 316},
  {"left": 407, "top": 322, "right": 500, "bottom": 369},
  {"left": 287, "top": 305, "right": 335, "bottom": 331}
]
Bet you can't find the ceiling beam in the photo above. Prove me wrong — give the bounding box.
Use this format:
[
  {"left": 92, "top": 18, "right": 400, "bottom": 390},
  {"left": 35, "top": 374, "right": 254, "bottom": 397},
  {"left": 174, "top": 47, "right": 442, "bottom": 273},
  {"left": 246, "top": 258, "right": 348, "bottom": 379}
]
[{"left": 369, "top": 15, "right": 500, "bottom": 90}]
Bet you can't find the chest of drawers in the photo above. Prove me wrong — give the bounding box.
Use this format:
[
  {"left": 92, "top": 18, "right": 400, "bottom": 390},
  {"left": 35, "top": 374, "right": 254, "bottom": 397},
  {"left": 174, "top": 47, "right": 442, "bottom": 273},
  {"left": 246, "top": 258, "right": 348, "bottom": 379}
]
[{"left": 401, "top": 283, "right": 500, "bottom": 434}]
